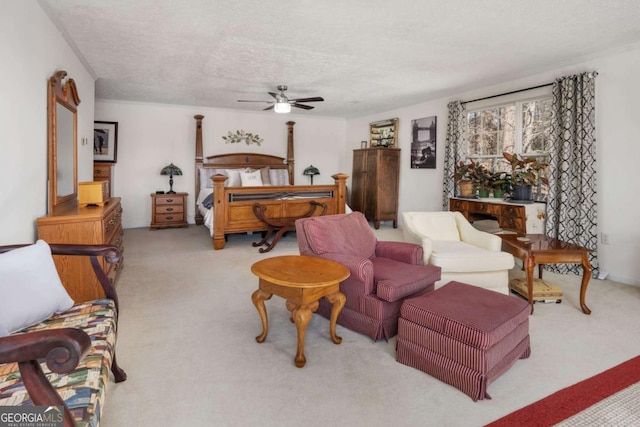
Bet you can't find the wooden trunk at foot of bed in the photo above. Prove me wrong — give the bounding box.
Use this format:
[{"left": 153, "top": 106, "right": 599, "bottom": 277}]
[{"left": 211, "top": 173, "right": 348, "bottom": 249}]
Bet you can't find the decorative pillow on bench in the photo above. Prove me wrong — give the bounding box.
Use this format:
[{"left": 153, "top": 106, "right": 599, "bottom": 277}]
[{"left": 0, "top": 240, "right": 74, "bottom": 337}]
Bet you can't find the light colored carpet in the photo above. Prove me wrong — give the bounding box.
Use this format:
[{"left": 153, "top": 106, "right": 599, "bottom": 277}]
[{"left": 102, "top": 225, "right": 640, "bottom": 427}]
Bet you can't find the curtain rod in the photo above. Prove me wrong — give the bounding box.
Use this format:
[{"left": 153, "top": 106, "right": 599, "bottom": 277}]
[{"left": 462, "top": 82, "right": 553, "bottom": 105}]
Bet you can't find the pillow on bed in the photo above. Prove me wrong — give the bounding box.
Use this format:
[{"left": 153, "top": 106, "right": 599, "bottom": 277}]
[
  {"left": 269, "top": 169, "right": 290, "bottom": 186},
  {"left": 201, "top": 193, "right": 214, "bottom": 209},
  {"left": 260, "top": 166, "right": 272, "bottom": 185},
  {"left": 240, "top": 169, "right": 263, "bottom": 186},
  {"left": 224, "top": 169, "right": 242, "bottom": 187}
]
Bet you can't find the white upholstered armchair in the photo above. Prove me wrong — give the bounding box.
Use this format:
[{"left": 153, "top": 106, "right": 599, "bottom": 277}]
[{"left": 402, "top": 211, "right": 514, "bottom": 294}]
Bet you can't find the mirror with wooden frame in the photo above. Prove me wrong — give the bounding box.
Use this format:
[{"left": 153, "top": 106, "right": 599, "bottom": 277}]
[
  {"left": 48, "top": 70, "right": 80, "bottom": 213},
  {"left": 369, "top": 118, "right": 398, "bottom": 148}
]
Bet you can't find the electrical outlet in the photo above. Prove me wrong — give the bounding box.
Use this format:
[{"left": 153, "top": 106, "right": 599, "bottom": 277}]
[{"left": 601, "top": 233, "right": 610, "bottom": 245}]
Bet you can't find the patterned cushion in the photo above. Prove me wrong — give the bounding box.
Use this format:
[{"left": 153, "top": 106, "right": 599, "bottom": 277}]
[
  {"left": 303, "top": 212, "right": 377, "bottom": 259},
  {"left": 0, "top": 299, "right": 117, "bottom": 427}
]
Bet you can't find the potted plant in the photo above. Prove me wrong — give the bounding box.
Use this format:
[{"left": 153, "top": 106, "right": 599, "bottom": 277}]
[
  {"left": 454, "top": 160, "right": 485, "bottom": 197},
  {"left": 488, "top": 171, "right": 510, "bottom": 199},
  {"left": 502, "top": 152, "right": 549, "bottom": 201}
]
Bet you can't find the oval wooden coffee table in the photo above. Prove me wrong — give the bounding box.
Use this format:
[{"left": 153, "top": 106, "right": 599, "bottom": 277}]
[{"left": 251, "top": 255, "right": 350, "bottom": 368}]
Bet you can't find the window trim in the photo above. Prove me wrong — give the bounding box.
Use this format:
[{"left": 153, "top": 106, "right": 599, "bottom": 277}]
[{"left": 465, "top": 87, "right": 552, "bottom": 162}]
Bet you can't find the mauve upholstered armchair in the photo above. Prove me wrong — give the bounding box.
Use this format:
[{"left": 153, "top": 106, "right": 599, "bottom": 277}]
[{"left": 295, "top": 212, "right": 441, "bottom": 341}]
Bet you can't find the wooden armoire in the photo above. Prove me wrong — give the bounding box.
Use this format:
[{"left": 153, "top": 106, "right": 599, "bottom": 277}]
[{"left": 350, "top": 147, "right": 400, "bottom": 229}]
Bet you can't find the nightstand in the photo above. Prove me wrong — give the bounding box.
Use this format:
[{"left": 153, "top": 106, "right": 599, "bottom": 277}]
[{"left": 150, "top": 192, "right": 188, "bottom": 229}]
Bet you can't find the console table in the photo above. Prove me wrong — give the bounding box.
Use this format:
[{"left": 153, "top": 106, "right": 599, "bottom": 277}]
[{"left": 449, "top": 197, "right": 546, "bottom": 234}]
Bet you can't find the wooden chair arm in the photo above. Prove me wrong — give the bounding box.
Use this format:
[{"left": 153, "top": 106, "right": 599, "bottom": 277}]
[
  {"left": 0, "top": 243, "right": 122, "bottom": 312},
  {"left": 0, "top": 328, "right": 91, "bottom": 427}
]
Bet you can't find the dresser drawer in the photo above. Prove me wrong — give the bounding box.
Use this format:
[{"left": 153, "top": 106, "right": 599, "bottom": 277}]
[
  {"left": 104, "top": 205, "right": 123, "bottom": 243},
  {"left": 469, "top": 202, "right": 501, "bottom": 216},
  {"left": 156, "top": 196, "right": 183, "bottom": 205},
  {"left": 499, "top": 216, "right": 526, "bottom": 233},
  {"left": 154, "top": 213, "right": 185, "bottom": 223},
  {"left": 93, "top": 165, "right": 111, "bottom": 179},
  {"left": 501, "top": 205, "right": 525, "bottom": 218},
  {"left": 450, "top": 199, "right": 468, "bottom": 212},
  {"left": 156, "top": 205, "right": 184, "bottom": 215}
]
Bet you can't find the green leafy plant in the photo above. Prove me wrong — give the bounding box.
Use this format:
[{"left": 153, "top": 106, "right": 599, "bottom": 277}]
[{"left": 503, "top": 152, "right": 549, "bottom": 186}]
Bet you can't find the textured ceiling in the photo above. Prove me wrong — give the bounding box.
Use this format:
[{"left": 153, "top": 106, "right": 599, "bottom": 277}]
[{"left": 39, "top": 0, "right": 640, "bottom": 118}]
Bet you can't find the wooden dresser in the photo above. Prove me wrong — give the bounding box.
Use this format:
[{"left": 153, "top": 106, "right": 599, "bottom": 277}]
[
  {"left": 449, "top": 197, "right": 546, "bottom": 234},
  {"left": 93, "top": 162, "right": 113, "bottom": 197},
  {"left": 150, "top": 192, "right": 188, "bottom": 229},
  {"left": 350, "top": 148, "right": 400, "bottom": 228},
  {"left": 37, "top": 197, "right": 124, "bottom": 302}
]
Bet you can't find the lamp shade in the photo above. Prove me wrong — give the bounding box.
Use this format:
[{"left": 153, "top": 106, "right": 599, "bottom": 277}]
[
  {"left": 303, "top": 165, "right": 320, "bottom": 185},
  {"left": 303, "top": 165, "right": 320, "bottom": 176},
  {"left": 160, "top": 163, "right": 182, "bottom": 176},
  {"left": 160, "top": 163, "right": 182, "bottom": 193}
]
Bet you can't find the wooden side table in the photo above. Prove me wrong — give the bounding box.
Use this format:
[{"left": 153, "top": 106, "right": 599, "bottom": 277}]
[
  {"left": 500, "top": 234, "right": 593, "bottom": 314},
  {"left": 150, "top": 192, "right": 188, "bottom": 229},
  {"left": 251, "top": 255, "right": 350, "bottom": 368}
]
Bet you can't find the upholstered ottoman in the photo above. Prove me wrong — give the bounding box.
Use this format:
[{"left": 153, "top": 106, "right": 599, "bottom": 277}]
[{"left": 396, "top": 281, "right": 530, "bottom": 401}]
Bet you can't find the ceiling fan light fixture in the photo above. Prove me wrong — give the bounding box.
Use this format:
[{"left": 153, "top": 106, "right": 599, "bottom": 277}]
[{"left": 274, "top": 102, "right": 291, "bottom": 113}]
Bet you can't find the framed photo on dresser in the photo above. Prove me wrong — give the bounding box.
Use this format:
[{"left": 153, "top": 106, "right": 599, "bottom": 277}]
[{"left": 94, "top": 121, "right": 118, "bottom": 163}]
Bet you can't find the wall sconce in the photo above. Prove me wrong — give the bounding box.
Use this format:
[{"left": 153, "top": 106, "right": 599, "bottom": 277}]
[
  {"left": 303, "top": 165, "right": 320, "bottom": 185},
  {"left": 160, "top": 163, "right": 182, "bottom": 194}
]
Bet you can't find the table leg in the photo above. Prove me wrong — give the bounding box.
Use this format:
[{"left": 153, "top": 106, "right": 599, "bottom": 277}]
[
  {"left": 290, "top": 301, "right": 319, "bottom": 368},
  {"left": 251, "top": 289, "right": 272, "bottom": 343},
  {"left": 580, "top": 253, "right": 593, "bottom": 315},
  {"left": 525, "top": 255, "right": 536, "bottom": 314},
  {"left": 325, "top": 291, "right": 346, "bottom": 344},
  {"left": 538, "top": 264, "right": 544, "bottom": 279}
]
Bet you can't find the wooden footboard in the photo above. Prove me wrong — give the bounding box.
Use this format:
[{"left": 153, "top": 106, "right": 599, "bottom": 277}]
[{"left": 210, "top": 173, "right": 347, "bottom": 249}]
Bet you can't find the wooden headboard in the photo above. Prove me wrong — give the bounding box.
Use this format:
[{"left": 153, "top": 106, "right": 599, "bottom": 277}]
[{"left": 193, "top": 115, "right": 296, "bottom": 224}]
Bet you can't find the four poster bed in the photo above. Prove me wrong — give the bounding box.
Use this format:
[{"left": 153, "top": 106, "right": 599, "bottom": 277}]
[{"left": 194, "top": 115, "right": 348, "bottom": 249}]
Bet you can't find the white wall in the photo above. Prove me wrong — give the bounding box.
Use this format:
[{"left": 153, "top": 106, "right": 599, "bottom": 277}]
[
  {"left": 95, "top": 101, "right": 346, "bottom": 228},
  {"left": 0, "top": 1, "right": 95, "bottom": 244},
  {"left": 345, "top": 44, "right": 640, "bottom": 285}
]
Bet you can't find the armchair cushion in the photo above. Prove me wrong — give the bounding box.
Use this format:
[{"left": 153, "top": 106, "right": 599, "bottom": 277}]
[
  {"left": 0, "top": 241, "right": 74, "bottom": 336},
  {"left": 372, "top": 257, "right": 441, "bottom": 303},
  {"left": 303, "top": 212, "right": 377, "bottom": 259},
  {"left": 431, "top": 241, "right": 515, "bottom": 272}
]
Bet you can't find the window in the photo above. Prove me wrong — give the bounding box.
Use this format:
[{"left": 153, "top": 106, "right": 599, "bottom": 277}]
[{"left": 466, "top": 95, "right": 552, "bottom": 173}]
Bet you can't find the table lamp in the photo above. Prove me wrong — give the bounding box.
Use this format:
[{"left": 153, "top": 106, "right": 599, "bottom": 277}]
[
  {"left": 160, "top": 163, "right": 182, "bottom": 194},
  {"left": 303, "top": 165, "right": 320, "bottom": 185}
]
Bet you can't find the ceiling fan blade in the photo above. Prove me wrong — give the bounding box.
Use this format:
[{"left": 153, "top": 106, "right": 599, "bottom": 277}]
[
  {"left": 268, "top": 92, "right": 279, "bottom": 100},
  {"left": 263, "top": 105, "right": 275, "bottom": 111},
  {"left": 292, "top": 103, "right": 314, "bottom": 110},
  {"left": 289, "top": 97, "right": 324, "bottom": 103},
  {"left": 238, "top": 100, "right": 272, "bottom": 103}
]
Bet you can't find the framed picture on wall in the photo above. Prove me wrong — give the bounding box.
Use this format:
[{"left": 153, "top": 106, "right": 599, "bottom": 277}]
[
  {"left": 410, "top": 116, "right": 436, "bottom": 169},
  {"left": 94, "top": 121, "right": 118, "bottom": 163}
]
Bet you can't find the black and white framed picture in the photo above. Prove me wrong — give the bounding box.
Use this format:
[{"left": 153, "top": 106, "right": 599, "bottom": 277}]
[
  {"left": 94, "top": 121, "right": 118, "bottom": 163},
  {"left": 410, "top": 116, "right": 437, "bottom": 169}
]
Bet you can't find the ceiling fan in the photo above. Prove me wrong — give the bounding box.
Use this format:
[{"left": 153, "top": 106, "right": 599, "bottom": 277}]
[{"left": 238, "top": 85, "right": 324, "bottom": 113}]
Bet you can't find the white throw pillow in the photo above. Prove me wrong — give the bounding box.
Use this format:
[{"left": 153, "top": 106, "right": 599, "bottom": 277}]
[
  {"left": 240, "top": 169, "right": 263, "bottom": 186},
  {"left": 0, "top": 240, "right": 74, "bottom": 336},
  {"left": 223, "top": 169, "right": 242, "bottom": 187}
]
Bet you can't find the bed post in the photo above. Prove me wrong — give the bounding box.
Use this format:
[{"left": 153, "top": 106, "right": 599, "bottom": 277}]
[
  {"left": 332, "top": 173, "right": 349, "bottom": 214},
  {"left": 194, "top": 115, "right": 204, "bottom": 225},
  {"left": 286, "top": 121, "right": 295, "bottom": 185}
]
